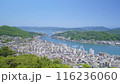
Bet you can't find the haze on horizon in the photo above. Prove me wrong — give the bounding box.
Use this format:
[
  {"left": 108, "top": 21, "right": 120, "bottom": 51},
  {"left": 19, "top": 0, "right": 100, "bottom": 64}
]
[{"left": 0, "top": 0, "right": 120, "bottom": 28}]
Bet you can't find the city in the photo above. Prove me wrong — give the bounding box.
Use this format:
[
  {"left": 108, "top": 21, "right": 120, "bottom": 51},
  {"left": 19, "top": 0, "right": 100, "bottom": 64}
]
[{"left": 0, "top": 35, "right": 120, "bottom": 68}]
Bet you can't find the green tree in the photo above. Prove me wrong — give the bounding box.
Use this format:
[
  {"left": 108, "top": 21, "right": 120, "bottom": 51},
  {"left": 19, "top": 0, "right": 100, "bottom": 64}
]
[
  {"left": 82, "top": 63, "right": 91, "bottom": 68},
  {"left": 0, "top": 55, "right": 71, "bottom": 68},
  {"left": 0, "top": 46, "right": 16, "bottom": 57},
  {"left": 0, "top": 47, "right": 71, "bottom": 68},
  {"left": 53, "top": 58, "right": 62, "bottom": 64}
]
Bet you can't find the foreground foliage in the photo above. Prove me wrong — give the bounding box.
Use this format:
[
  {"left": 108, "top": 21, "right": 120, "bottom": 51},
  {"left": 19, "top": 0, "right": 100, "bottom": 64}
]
[
  {"left": 82, "top": 63, "right": 91, "bottom": 68},
  {"left": 0, "top": 55, "right": 70, "bottom": 68},
  {"left": 0, "top": 47, "right": 70, "bottom": 68},
  {"left": 0, "top": 46, "right": 16, "bottom": 57}
]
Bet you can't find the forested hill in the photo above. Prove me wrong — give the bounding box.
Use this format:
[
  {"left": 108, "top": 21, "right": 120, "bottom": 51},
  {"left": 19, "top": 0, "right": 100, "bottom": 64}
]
[
  {"left": 0, "top": 25, "right": 45, "bottom": 38},
  {"left": 106, "top": 28, "right": 120, "bottom": 35},
  {"left": 52, "top": 31, "right": 120, "bottom": 41},
  {"left": 80, "top": 26, "right": 109, "bottom": 31}
]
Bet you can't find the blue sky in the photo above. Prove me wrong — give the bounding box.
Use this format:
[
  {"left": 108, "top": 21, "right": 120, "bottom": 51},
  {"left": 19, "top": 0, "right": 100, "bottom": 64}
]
[{"left": 0, "top": 0, "right": 120, "bottom": 28}]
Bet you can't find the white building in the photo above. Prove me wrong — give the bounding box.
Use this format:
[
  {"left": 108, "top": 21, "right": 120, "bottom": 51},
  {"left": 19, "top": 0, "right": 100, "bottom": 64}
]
[{"left": 89, "top": 48, "right": 94, "bottom": 55}]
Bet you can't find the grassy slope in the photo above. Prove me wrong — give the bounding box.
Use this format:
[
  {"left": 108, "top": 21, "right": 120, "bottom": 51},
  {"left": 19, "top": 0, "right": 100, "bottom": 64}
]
[{"left": 0, "top": 25, "right": 39, "bottom": 38}]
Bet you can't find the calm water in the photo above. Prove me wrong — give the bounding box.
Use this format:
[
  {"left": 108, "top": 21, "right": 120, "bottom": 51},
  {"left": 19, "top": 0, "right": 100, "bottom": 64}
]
[{"left": 26, "top": 29, "right": 120, "bottom": 55}]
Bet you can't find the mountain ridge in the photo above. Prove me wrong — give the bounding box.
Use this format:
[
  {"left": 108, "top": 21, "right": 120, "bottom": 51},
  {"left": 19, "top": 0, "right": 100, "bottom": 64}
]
[
  {"left": 17, "top": 26, "right": 109, "bottom": 31},
  {"left": 0, "top": 25, "right": 44, "bottom": 38}
]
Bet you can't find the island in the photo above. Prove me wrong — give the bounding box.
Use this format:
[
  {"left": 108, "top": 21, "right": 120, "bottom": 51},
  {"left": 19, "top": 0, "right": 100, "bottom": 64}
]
[{"left": 51, "top": 31, "right": 120, "bottom": 46}]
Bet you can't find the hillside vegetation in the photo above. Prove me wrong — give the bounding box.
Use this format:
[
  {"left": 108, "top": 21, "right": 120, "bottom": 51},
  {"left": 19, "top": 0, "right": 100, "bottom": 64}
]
[
  {"left": 80, "top": 26, "right": 109, "bottom": 31},
  {"left": 52, "top": 31, "right": 120, "bottom": 41},
  {"left": 0, "top": 25, "right": 43, "bottom": 38},
  {"left": 106, "top": 28, "right": 120, "bottom": 35}
]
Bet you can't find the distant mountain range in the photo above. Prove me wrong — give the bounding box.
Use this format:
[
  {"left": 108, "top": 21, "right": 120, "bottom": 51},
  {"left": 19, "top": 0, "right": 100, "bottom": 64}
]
[
  {"left": 17, "top": 26, "right": 109, "bottom": 31},
  {"left": 16, "top": 26, "right": 120, "bottom": 35},
  {"left": 17, "top": 26, "right": 85, "bottom": 32}
]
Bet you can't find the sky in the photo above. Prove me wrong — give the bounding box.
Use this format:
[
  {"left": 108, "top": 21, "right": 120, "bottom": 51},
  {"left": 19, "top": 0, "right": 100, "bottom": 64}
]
[{"left": 0, "top": 0, "right": 120, "bottom": 28}]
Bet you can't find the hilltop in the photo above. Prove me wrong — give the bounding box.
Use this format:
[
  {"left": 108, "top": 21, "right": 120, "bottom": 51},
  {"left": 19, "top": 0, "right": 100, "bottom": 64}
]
[
  {"left": 80, "top": 26, "right": 109, "bottom": 31},
  {"left": 106, "top": 28, "right": 120, "bottom": 35},
  {"left": 0, "top": 25, "right": 46, "bottom": 38}
]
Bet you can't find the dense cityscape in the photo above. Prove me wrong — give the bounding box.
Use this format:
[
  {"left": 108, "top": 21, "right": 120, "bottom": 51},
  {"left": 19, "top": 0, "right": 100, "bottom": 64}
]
[{"left": 0, "top": 35, "right": 120, "bottom": 68}]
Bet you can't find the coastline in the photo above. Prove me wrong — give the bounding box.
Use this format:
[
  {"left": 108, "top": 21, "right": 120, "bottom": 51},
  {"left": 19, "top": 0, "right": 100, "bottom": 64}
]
[{"left": 51, "top": 36, "right": 120, "bottom": 46}]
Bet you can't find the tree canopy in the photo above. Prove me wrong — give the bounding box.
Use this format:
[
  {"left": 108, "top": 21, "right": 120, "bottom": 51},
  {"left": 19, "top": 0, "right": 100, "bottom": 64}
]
[
  {"left": 82, "top": 63, "right": 91, "bottom": 68},
  {"left": 0, "top": 46, "right": 16, "bottom": 57},
  {"left": 53, "top": 31, "right": 120, "bottom": 41},
  {"left": 0, "top": 46, "right": 70, "bottom": 68},
  {"left": 0, "top": 25, "right": 41, "bottom": 38},
  {"left": 0, "top": 55, "right": 70, "bottom": 68}
]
